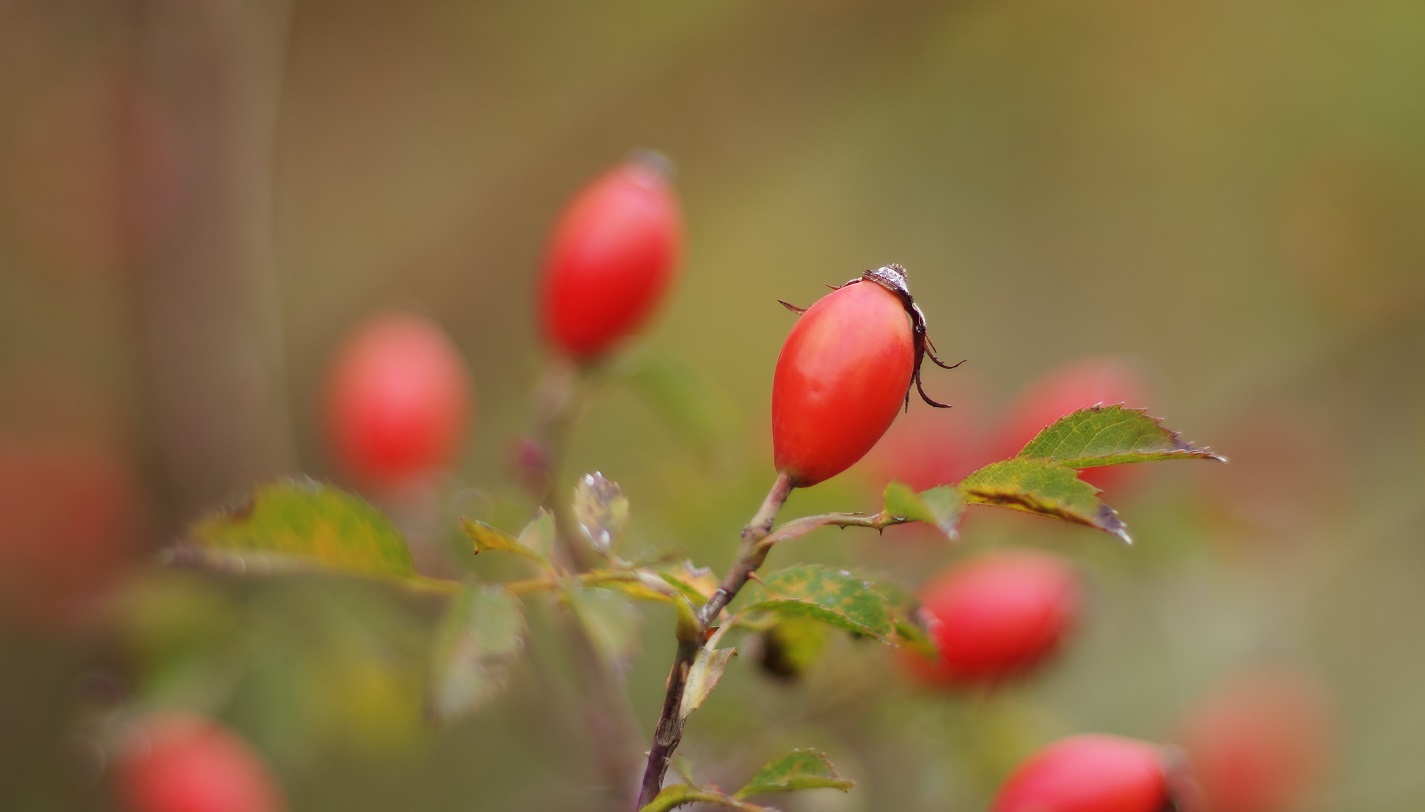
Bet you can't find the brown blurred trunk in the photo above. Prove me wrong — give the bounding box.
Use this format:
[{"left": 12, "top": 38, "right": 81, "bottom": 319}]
[{"left": 132, "top": 0, "right": 295, "bottom": 520}]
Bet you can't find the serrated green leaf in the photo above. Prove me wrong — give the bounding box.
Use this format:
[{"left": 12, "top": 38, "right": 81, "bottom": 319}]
[
  {"left": 564, "top": 584, "right": 641, "bottom": 670},
  {"left": 960, "top": 458, "right": 1130, "bottom": 542},
  {"left": 428, "top": 585, "right": 526, "bottom": 723},
  {"left": 182, "top": 478, "right": 413, "bottom": 577},
  {"left": 1018, "top": 404, "right": 1225, "bottom": 468},
  {"left": 883, "top": 482, "right": 964, "bottom": 539},
  {"left": 516, "top": 508, "right": 556, "bottom": 561},
  {"left": 461, "top": 518, "right": 549, "bottom": 565},
  {"left": 572, "top": 472, "right": 629, "bottom": 555},
  {"left": 739, "top": 565, "right": 895, "bottom": 643},
  {"left": 679, "top": 647, "right": 735, "bottom": 719},
  {"left": 734, "top": 749, "right": 855, "bottom": 799}
]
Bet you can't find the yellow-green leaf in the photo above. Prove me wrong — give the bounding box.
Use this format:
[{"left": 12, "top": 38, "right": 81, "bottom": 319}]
[
  {"left": 428, "top": 585, "right": 526, "bottom": 723},
  {"left": 883, "top": 482, "right": 964, "bottom": 539},
  {"left": 734, "top": 749, "right": 855, "bottom": 799},
  {"left": 1017, "top": 405, "right": 1225, "bottom": 468},
  {"left": 739, "top": 565, "right": 895, "bottom": 643},
  {"left": 959, "top": 458, "right": 1130, "bottom": 542},
  {"left": 183, "top": 479, "right": 413, "bottom": 577},
  {"left": 461, "top": 517, "right": 549, "bottom": 565}
]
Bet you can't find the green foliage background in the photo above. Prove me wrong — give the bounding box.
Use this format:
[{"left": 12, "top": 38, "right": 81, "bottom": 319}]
[{"left": 2, "top": 1, "right": 1424, "bottom": 810}]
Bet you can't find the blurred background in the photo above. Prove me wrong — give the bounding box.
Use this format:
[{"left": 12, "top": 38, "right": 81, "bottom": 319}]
[{"left": 2, "top": 0, "right": 1424, "bottom": 810}]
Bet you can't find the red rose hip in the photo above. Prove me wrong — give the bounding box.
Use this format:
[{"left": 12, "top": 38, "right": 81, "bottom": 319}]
[
  {"left": 539, "top": 155, "right": 684, "bottom": 361},
  {"left": 772, "top": 265, "right": 956, "bottom": 488},
  {"left": 323, "top": 312, "right": 473, "bottom": 493},
  {"left": 906, "top": 549, "right": 1079, "bottom": 685},
  {"left": 115, "top": 713, "right": 286, "bottom": 812},
  {"left": 992, "top": 734, "right": 1172, "bottom": 812},
  {"left": 1179, "top": 665, "right": 1332, "bottom": 812}
]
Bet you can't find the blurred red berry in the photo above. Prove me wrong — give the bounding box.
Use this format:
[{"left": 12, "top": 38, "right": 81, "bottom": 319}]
[
  {"left": 539, "top": 155, "right": 684, "bottom": 361},
  {"left": 0, "top": 433, "right": 146, "bottom": 629},
  {"left": 116, "top": 713, "right": 285, "bottom": 812},
  {"left": 995, "top": 356, "right": 1153, "bottom": 492},
  {"left": 323, "top": 313, "right": 473, "bottom": 493},
  {"left": 905, "top": 549, "right": 1079, "bottom": 685},
  {"left": 992, "top": 733, "right": 1172, "bottom": 812},
  {"left": 1179, "top": 665, "right": 1332, "bottom": 812}
]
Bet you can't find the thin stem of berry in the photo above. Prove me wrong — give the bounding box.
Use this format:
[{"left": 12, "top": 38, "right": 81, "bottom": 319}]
[{"left": 636, "top": 472, "right": 795, "bottom": 809}]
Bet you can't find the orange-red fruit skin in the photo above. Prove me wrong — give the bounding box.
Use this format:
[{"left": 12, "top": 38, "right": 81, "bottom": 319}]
[
  {"left": 772, "top": 281, "right": 914, "bottom": 488},
  {"left": 992, "top": 734, "right": 1169, "bottom": 812},
  {"left": 116, "top": 713, "right": 285, "bottom": 812},
  {"left": 324, "top": 313, "right": 472, "bottom": 493},
  {"left": 539, "top": 159, "right": 684, "bottom": 361},
  {"left": 906, "top": 550, "right": 1079, "bottom": 685}
]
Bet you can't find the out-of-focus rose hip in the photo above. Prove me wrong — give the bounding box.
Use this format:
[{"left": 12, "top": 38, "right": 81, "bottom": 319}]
[
  {"left": 115, "top": 712, "right": 286, "bottom": 812},
  {"left": 323, "top": 312, "right": 473, "bottom": 493},
  {"left": 992, "top": 733, "right": 1174, "bottom": 812},
  {"left": 0, "top": 433, "right": 146, "bottom": 629},
  {"left": 904, "top": 549, "right": 1079, "bottom": 686},
  {"left": 539, "top": 155, "right": 684, "bottom": 361},
  {"left": 1179, "top": 665, "right": 1333, "bottom": 812}
]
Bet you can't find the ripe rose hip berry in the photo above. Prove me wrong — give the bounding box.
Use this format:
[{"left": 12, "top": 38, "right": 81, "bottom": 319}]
[
  {"left": 772, "top": 264, "right": 958, "bottom": 488},
  {"left": 539, "top": 154, "right": 684, "bottom": 361},
  {"left": 323, "top": 312, "right": 473, "bottom": 493},
  {"left": 115, "top": 713, "right": 285, "bottom": 812},
  {"left": 1179, "top": 665, "right": 1332, "bottom": 812},
  {"left": 995, "top": 356, "right": 1153, "bottom": 492},
  {"left": 904, "top": 549, "right": 1079, "bottom": 685},
  {"left": 0, "top": 433, "right": 146, "bottom": 630},
  {"left": 992, "top": 734, "right": 1174, "bottom": 812}
]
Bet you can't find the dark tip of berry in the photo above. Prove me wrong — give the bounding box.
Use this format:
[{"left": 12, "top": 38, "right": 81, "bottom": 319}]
[{"left": 862, "top": 264, "right": 910, "bottom": 296}]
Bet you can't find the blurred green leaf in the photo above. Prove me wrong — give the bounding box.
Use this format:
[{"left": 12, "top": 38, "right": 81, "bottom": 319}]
[
  {"left": 461, "top": 518, "right": 550, "bottom": 565},
  {"left": 959, "top": 459, "right": 1129, "bottom": 542},
  {"left": 739, "top": 565, "right": 895, "bottom": 643},
  {"left": 757, "top": 618, "right": 829, "bottom": 680},
  {"left": 1017, "top": 405, "right": 1225, "bottom": 468},
  {"left": 428, "top": 584, "right": 526, "bottom": 723},
  {"left": 614, "top": 350, "right": 727, "bottom": 449},
  {"left": 572, "top": 472, "right": 629, "bottom": 555},
  {"left": 734, "top": 749, "right": 855, "bottom": 799},
  {"left": 516, "top": 508, "right": 557, "bottom": 561},
  {"left": 182, "top": 479, "right": 413, "bottom": 577},
  {"left": 679, "top": 647, "right": 735, "bottom": 719},
  {"left": 564, "top": 584, "right": 641, "bottom": 670},
  {"left": 883, "top": 482, "right": 964, "bottom": 539}
]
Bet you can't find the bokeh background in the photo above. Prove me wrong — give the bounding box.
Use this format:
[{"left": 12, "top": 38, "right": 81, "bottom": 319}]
[{"left": 2, "top": 0, "right": 1424, "bottom": 810}]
